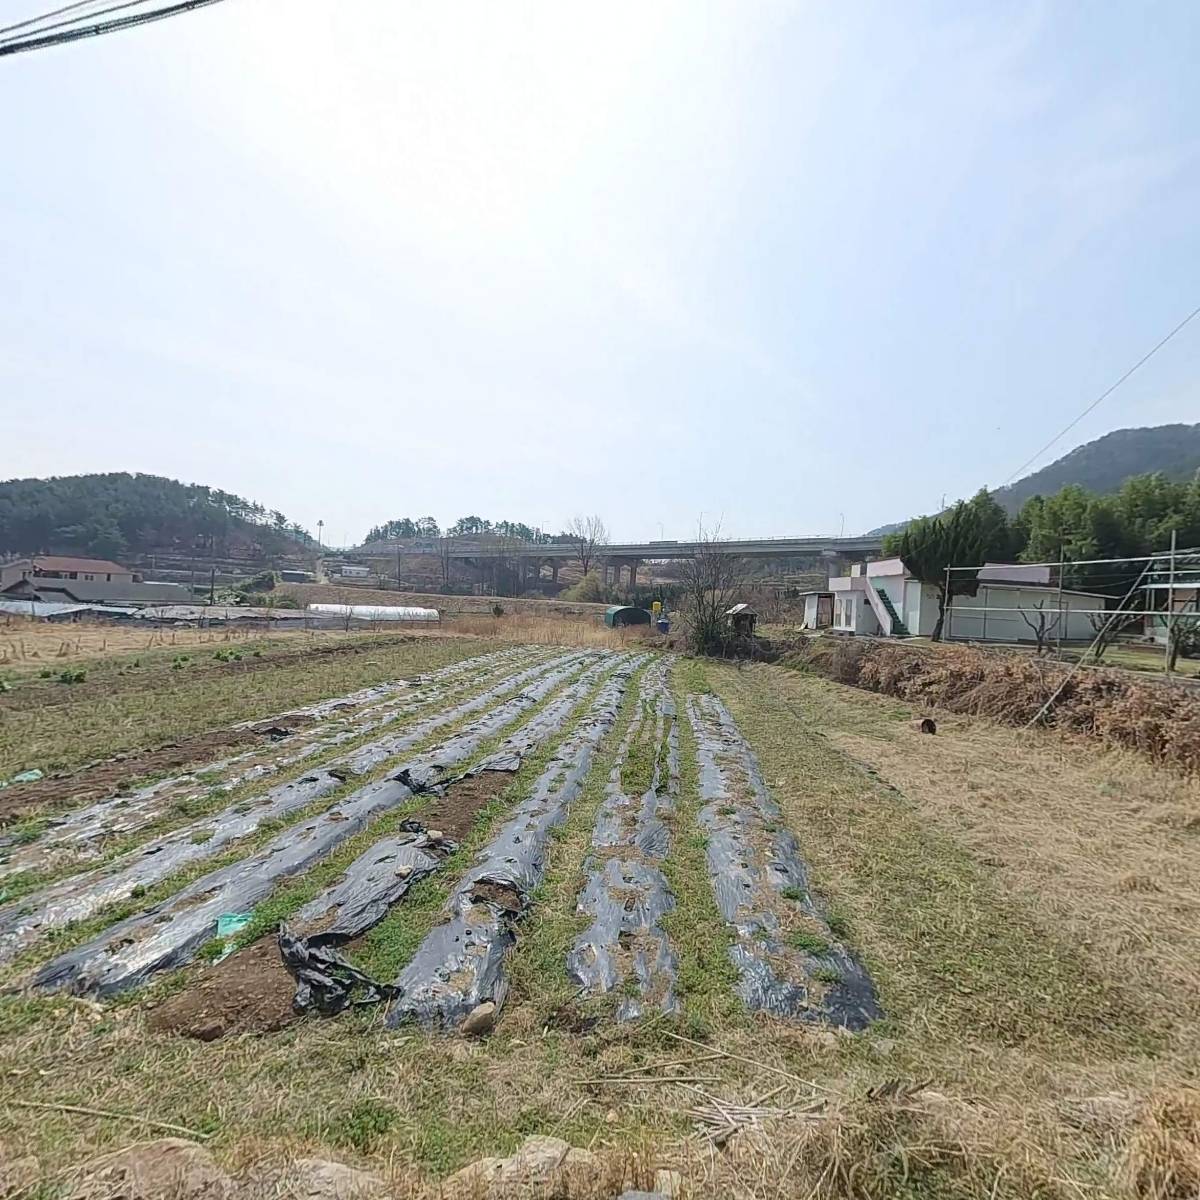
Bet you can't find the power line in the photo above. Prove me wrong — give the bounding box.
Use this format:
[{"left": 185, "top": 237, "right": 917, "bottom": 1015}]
[
  {"left": 0, "top": 0, "right": 152, "bottom": 46},
  {"left": 1002, "top": 302, "right": 1200, "bottom": 486},
  {"left": 0, "top": 0, "right": 113, "bottom": 38},
  {"left": 0, "top": 0, "right": 227, "bottom": 57}
]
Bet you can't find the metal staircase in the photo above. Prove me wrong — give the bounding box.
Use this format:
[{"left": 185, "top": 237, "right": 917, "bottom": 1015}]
[{"left": 873, "top": 587, "right": 910, "bottom": 637}]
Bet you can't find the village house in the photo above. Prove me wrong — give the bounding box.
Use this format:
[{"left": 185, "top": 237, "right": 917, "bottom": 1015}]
[
  {"left": 0, "top": 555, "right": 191, "bottom": 607},
  {"left": 829, "top": 558, "right": 1105, "bottom": 644},
  {"left": 0, "top": 555, "right": 136, "bottom": 588}
]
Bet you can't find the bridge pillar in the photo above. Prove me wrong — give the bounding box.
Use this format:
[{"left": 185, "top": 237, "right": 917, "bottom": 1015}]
[
  {"left": 551, "top": 561, "right": 559, "bottom": 584},
  {"left": 628, "top": 558, "right": 639, "bottom": 589}
]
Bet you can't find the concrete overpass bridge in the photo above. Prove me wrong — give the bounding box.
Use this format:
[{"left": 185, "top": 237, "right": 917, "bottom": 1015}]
[{"left": 361, "top": 534, "right": 884, "bottom": 589}]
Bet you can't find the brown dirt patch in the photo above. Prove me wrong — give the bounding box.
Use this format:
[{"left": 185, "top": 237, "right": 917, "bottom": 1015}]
[
  {"left": 0, "top": 714, "right": 316, "bottom": 822},
  {"left": 146, "top": 769, "right": 523, "bottom": 1040},
  {"left": 147, "top": 939, "right": 299, "bottom": 1041},
  {"left": 424, "top": 768, "right": 516, "bottom": 841}
]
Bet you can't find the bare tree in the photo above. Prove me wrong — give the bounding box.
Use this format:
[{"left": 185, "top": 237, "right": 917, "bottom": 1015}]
[
  {"left": 1167, "top": 611, "right": 1200, "bottom": 673},
  {"left": 1086, "top": 610, "right": 1122, "bottom": 662},
  {"left": 678, "top": 524, "right": 747, "bottom": 656},
  {"left": 568, "top": 515, "right": 608, "bottom": 578},
  {"left": 1017, "top": 599, "right": 1060, "bottom": 657}
]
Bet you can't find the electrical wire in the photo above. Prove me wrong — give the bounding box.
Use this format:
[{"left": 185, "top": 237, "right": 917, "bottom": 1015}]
[
  {"left": 1002, "top": 302, "right": 1200, "bottom": 486},
  {"left": 0, "top": 0, "right": 152, "bottom": 45},
  {"left": 0, "top": 0, "right": 108, "bottom": 37},
  {"left": 0, "top": 0, "right": 227, "bottom": 56}
]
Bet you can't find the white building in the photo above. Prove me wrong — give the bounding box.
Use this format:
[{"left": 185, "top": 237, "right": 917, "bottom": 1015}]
[
  {"left": 797, "top": 591, "right": 833, "bottom": 630},
  {"left": 829, "top": 558, "right": 1105, "bottom": 644}
]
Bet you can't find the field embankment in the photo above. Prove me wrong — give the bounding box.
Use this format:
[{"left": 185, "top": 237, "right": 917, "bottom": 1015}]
[{"left": 785, "top": 636, "right": 1200, "bottom": 772}]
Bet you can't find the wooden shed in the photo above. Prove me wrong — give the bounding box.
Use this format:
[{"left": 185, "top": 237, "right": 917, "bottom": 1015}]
[{"left": 725, "top": 602, "right": 758, "bottom": 636}]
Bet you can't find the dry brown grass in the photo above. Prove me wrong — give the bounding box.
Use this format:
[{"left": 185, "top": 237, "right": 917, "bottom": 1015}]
[
  {"left": 447, "top": 612, "right": 652, "bottom": 650},
  {"left": 0, "top": 616, "right": 343, "bottom": 672},
  {"left": 786, "top": 637, "right": 1200, "bottom": 772},
  {"left": 742, "top": 660, "right": 1200, "bottom": 1037},
  {"left": 1122, "top": 1088, "right": 1200, "bottom": 1200}
]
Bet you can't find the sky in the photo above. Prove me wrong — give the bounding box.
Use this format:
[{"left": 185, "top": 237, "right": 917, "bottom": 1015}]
[{"left": 2, "top": 0, "right": 1199, "bottom": 546}]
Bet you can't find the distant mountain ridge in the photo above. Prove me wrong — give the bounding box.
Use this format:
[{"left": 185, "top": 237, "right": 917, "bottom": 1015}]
[{"left": 866, "top": 423, "right": 1200, "bottom": 535}]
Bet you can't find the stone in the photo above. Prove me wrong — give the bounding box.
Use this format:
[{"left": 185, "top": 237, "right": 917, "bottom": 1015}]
[
  {"left": 443, "top": 1136, "right": 600, "bottom": 1197},
  {"left": 617, "top": 1193, "right": 670, "bottom": 1200},
  {"left": 73, "top": 1138, "right": 233, "bottom": 1199},
  {"left": 654, "top": 1168, "right": 684, "bottom": 1197},
  {"left": 462, "top": 1000, "right": 497, "bottom": 1036},
  {"left": 508, "top": 1135, "right": 597, "bottom": 1177},
  {"left": 284, "top": 1159, "right": 388, "bottom": 1199}
]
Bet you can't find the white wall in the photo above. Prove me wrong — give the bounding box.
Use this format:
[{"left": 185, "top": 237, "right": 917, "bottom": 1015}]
[
  {"left": 946, "top": 585, "right": 1100, "bottom": 644},
  {"left": 833, "top": 590, "right": 880, "bottom": 635},
  {"left": 978, "top": 563, "right": 1051, "bottom": 585}
]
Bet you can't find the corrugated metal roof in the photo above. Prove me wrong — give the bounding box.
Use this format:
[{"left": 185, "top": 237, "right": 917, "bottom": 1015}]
[
  {"left": 11, "top": 556, "right": 132, "bottom": 575},
  {"left": 4, "top": 579, "right": 192, "bottom": 603},
  {"left": 0, "top": 599, "right": 139, "bottom": 618}
]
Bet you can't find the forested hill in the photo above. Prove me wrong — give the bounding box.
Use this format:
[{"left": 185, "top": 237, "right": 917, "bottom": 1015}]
[
  {"left": 992, "top": 424, "right": 1200, "bottom": 512},
  {"left": 867, "top": 424, "right": 1200, "bottom": 534},
  {"left": 0, "top": 473, "right": 314, "bottom": 560}
]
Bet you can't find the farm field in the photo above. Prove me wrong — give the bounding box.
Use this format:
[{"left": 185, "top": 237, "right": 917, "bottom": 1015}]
[{"left": 1, "top": 637, "right": 1198, "bottom": 1199}]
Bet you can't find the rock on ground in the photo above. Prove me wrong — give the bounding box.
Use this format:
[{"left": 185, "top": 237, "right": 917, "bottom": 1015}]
[
  {"left": 271, "top": 1159, "right": 388, "bottom": 1199},
  {"left": 69, "top": 1138, "right": 234, "bottom": 1200},
  {"left": 442, "top": 1135, "right": 602, "bottom": 1198}
]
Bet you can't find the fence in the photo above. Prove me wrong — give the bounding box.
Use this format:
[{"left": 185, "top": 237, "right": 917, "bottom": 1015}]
[{"left": 940, "top": 539, "right": 1200, "bottom": 676}]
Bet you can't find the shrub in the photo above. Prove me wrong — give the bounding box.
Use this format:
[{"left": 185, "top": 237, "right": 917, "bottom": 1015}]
[
  {"left": 239, "top": 569, "right": 279, "bottom": 593},
  {"left": 561, "top": 572, "right": 608, "bottom": 603}
]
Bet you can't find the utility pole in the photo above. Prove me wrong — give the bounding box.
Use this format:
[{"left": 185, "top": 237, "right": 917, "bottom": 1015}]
[
  {"left": 1165, "top": 529, "right": 1177, "bottom": 674},
  {"left": 942, "top": 563, "right": 952, "bottom": 642},
  {"left": 317, "top": 520, "right": 323, "bottom": 549},
  {"left": 396, "top": 546, "right": 401, "bottom": 593},
  {"left": 1055, "top": 545, "right": 1065, "bottom": 660}
]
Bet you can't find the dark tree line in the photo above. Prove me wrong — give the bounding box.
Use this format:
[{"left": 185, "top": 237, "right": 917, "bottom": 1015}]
[
  {"left": 363, "top": 515, "right": 575, "bottom": 545},
  {"left": 883, "top": 472, "right": 1200, "bottom": 639},
  {"left": 0, "top": 473, "right": 313, "bottom": 561}
]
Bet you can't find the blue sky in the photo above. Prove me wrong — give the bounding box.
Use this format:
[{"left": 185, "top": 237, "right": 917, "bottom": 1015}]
[{"left": 3, "top": 1, "right": 1198, "bottom": 545}]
